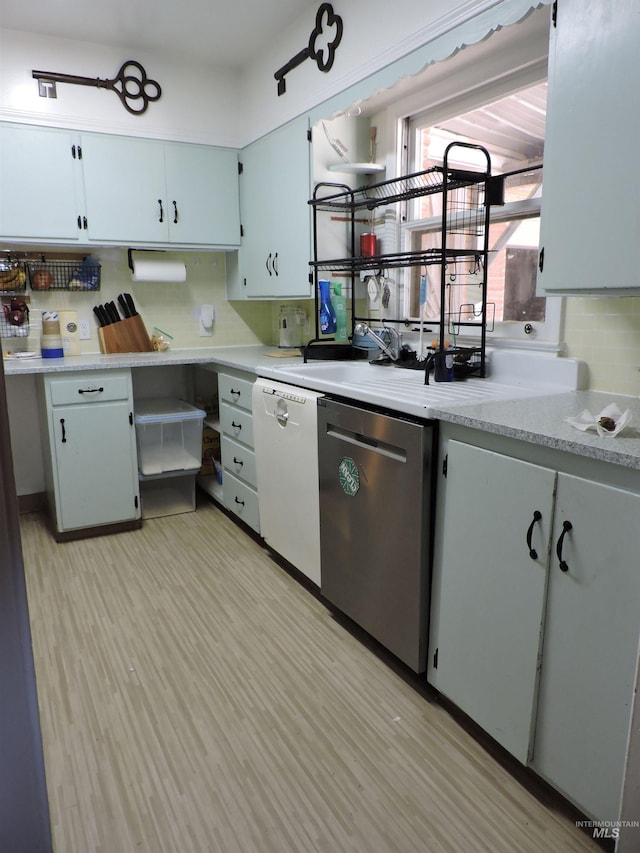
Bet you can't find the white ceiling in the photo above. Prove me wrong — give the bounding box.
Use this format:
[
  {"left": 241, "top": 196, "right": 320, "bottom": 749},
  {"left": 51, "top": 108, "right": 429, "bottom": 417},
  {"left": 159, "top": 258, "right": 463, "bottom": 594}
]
[{"left": 0, "top": 0, "right": 318, "bottom": 69}]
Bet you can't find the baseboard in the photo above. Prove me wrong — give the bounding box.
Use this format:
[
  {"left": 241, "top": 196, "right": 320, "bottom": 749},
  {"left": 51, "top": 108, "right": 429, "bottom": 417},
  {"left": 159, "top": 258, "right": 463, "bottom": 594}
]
[{"left": 17, "top": 493, "right": 47, "bottom": 515}]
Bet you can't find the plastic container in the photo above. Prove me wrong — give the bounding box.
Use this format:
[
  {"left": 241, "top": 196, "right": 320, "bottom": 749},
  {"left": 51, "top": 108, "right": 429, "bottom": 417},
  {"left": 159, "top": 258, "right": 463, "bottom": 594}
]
[
  {"left": 139, "top": 472, "right": 197, "bottom": 519},
  {"left": 319, "top": 279, "right": 337, "bottom": 335},
  {"left": 134, "top": 399, "right": 206, "bottom": 476}
]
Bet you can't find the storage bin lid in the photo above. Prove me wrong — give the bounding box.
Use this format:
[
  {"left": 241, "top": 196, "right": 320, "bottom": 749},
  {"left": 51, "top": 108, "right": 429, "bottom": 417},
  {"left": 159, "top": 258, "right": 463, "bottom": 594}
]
[{"left": 134, "top": 398, "right": 206, "bottom": 424}]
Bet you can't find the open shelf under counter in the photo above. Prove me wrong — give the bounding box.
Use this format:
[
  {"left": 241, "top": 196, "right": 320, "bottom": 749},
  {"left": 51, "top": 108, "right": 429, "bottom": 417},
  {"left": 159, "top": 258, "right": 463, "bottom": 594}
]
[{"left": 197, "top": 473, "right": 223, "bottom": 503}]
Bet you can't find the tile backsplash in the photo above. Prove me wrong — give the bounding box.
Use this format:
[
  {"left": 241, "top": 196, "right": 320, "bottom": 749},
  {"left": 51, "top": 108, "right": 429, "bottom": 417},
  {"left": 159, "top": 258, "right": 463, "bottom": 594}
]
[
  {"left": 563, "top": 296, "right": 640, "bottom": 396},
  {"left": 20, "top": 248, "right": 275, "bottom": 353}
]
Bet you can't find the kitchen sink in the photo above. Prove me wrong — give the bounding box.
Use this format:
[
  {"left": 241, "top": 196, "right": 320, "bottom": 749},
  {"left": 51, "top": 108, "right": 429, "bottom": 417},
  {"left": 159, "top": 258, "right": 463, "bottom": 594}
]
[
  {"left": 256, "top": 349, "right": 586, "bottom": 419},
  {"left": 256, "top": 358, "right": 551, "bottom": 419}
]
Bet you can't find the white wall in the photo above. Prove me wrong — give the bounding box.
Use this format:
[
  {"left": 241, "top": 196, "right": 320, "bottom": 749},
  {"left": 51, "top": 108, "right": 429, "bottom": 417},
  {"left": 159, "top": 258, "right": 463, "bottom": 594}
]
[
  {"left": 237, "top": 0, "right": 544, "bottom": 144},
  {"left": 0, "top": 28, "right": 241, "bottom": 146}
]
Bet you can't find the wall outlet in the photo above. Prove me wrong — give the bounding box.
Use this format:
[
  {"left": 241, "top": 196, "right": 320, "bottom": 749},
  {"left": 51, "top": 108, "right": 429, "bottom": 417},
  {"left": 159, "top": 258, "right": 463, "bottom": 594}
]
[{"left": 78, "top": 318, "right": 91, "bottom": 340}]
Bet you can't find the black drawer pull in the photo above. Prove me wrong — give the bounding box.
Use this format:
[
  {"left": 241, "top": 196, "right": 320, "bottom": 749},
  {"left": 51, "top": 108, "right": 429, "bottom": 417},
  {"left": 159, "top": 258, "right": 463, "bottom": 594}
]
[
  {"left": 231, "top": 420, "right": 242, "bottom": 430},
  {"left": 526, "top": 510, "right": 542, "bottom": 559},
  {"left": 60, "top": 418, "right": 66, "bottom": 443},
  {"left": 234, "top": 496, "right": 245, "bottom": 507},
  {"left": 173, "top": 200, "right": 178, "bottom": 224},
  {"left": 233, "top": 457, "right": 244, "bottom": 466},
  {"left": 78, "top": 387, "right": 104, "bottom": 394},
  {"left": 556, "top": 520, "right": 573, "bottom": 572},
  {"left": 230, "top": 388, "right": 241, "bottom": 397},
  {"left": 158, "top": 198, "right": 164, "bottom": 223}
]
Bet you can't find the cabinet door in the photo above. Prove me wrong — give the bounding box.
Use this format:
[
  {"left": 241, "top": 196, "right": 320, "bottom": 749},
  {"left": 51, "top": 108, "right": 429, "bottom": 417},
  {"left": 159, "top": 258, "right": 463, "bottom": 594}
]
[
  {"left": 538, "top": 0, "right": 640, "bottom": 293},
  {"left": 238, "top": 116, "right": 312, "bottom": 298},
  {"left": 531, "top": 473, "right": 640, "bottom": 820},
  {"left": 81, "top": 133, "right": 167, "bottom": 243},
  {"left": 164, "top": 143, "right": 240, "bottom": 247},
  {"left": 51, "top": 400, "right": 138, "bottom": 530},
  {"left": 433, "top": 441, "right": 556, "bottom": 763},
  {"left": 0, "top": 124, "right": 83, "bottom": 241}
]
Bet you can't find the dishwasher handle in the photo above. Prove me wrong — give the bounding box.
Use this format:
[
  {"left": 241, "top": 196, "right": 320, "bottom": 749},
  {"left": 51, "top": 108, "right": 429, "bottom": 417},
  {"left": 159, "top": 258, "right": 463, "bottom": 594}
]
[{"left": 326, "top": 424, "right": 407, "bottom": 462}]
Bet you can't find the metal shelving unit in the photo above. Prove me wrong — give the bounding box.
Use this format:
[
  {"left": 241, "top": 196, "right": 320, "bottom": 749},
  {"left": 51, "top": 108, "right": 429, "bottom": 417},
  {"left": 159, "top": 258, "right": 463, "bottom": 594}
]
[{"left": 307, "top": 141, "right": 496, "bottom": 379}]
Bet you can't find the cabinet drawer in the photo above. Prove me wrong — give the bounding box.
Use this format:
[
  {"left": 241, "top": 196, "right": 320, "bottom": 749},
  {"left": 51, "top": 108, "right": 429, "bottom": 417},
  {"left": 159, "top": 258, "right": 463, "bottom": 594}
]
[
  {"left": 223, "top": 471, "right": 260, "bottom": 533},
  {"left": 47, "top": 371, "right": 131, "bottom": 406},
  {"left": 221, "top": 435, "right": 257, "bottom": 488},
  {"left": 218, "top": 373, "right": 254, "bottom": 412},
  {"left": 219, "top": 402, "right": 254, "bottom": 447}
]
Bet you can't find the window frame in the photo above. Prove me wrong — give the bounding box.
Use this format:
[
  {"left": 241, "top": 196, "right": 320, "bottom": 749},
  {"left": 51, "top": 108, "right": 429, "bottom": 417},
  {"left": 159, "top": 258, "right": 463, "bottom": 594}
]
[{"left": 378, "top": 19, "right": 564, "bottom": 351}]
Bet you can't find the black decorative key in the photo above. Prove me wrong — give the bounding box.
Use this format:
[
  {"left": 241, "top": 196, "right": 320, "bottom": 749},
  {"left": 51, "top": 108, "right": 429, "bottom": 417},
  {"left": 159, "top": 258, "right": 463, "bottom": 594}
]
[
  {"left": 274, "top": 2, "right": 343, "bottom": 96},
  {"left": 32, "top": 60, "right": 161, "bottom": 115}
]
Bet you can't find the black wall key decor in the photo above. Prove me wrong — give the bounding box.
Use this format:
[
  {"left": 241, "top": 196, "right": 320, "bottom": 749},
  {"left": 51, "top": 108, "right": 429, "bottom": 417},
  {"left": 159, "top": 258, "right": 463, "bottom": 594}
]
[
  {"left": 32, "top": 61, "right": 161, "bottom": 115},
  {"left": 274, "top": 2, "right": 343, "bottom": 96}
]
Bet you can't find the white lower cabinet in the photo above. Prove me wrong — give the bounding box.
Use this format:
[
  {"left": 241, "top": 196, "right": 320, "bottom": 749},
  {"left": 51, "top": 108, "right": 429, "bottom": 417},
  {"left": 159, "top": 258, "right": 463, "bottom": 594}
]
[
  {"left": 196, "top": 368, "right": 260, "bottom": 533},
  {"left": 39, "top": 370, "right": 140, "bottom": 538},
  {"left": 429, "top": 435, "right": 640, "bottom": 822},
  {"left": 532, "top": 471, "right": 640, "bottom": 822},
  {"left": 430, "top": 441, "right": 555, "bottom": 764}
]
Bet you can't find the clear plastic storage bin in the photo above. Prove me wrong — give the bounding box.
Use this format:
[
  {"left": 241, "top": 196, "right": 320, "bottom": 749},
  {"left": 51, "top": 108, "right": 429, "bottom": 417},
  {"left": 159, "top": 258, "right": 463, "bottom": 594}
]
[{"left": 135, "top": 399, "right": 206, "bottom": 476}]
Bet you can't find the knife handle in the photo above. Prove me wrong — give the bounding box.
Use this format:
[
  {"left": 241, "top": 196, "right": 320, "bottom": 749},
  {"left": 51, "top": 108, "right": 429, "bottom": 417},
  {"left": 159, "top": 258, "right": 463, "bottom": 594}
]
[
  {"left": 117, "top": 294, "right": 131, "bottom": 318},
  {"left": 124, "top": 293, "right": 138, "bottom": 316},
  {"left": 106, "top": 302, "right": 121, "bottom": 323}
]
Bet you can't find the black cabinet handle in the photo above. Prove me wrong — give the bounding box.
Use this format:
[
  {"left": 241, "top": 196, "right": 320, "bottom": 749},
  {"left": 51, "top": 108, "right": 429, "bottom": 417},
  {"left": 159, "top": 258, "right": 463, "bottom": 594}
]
[
  {"left": 77, "top": 214, "right": 82, "bottom": 230},
  {"left": 272, "top": 251, "right": 279, "bottom": 276},
  {"left": 231, "top": 421, "right": 242, "bottom": 430},
  {"left": 234, "top": 496, "right": 245, "bottom": 507},
  {"left": 538, "top": 246, "right": 544, "bottom": 272},
  {"left": 526, "top": 510, "right": 542, "bottom": 559},
  {"left": 60, "top": 418, "right": 66, "bottom": 443},
  {"left": 233, "top": 456, "right": 244, "bottom": 466},
  {"left": 266, "top": 253, "right": 273, "bottom": 276},
  {"left": 78, "top": 387, "right": 104, "bottom": 395},
  {"left": 556, "top": 520, "right": 573, "bottom": 572},
  {"left": 158, "top": 199, "right": 164, "bottom": 223},
  {"left": 230, "top": 388, "right": 241, "bottom": 398},
  {"left": 173, "top": 200, "right": 178, "bottom": 224}
]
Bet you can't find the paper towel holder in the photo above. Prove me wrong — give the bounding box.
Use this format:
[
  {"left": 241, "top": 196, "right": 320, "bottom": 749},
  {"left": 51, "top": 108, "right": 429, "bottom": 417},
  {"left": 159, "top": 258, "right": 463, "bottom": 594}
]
[
  {"left": 128, "top": 247, "right": 163, "bottom": 273},
  {"left": 127, "top": 247, "right": 186, "bottom": 282}
]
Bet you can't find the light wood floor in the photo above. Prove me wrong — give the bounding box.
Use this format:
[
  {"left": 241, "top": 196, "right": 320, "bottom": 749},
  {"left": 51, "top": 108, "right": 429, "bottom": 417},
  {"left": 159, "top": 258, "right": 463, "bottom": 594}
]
[{"left": 20, "top": 496, "right": 601, "bottom": 853}]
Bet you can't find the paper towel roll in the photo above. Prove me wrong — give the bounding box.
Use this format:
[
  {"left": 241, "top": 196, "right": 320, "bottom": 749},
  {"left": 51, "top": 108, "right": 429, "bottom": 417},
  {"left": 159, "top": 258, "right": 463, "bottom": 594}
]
[{"left": 130, "top": 258, "right": 187, "bottom": 282}]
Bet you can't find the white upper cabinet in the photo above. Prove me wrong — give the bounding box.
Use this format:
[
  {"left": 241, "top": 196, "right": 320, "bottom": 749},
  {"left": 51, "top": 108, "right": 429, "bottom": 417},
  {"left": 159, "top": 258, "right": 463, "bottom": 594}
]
[
  {"left": 163, "top": 143, "right": 240, "bottom": 247},
  {"left": 81, "top": 133, "right": 241, "bottom": 248},
  {"left": 80, "top": 134, "right": 166, "bottom": 244},
  {"left": 0, "top": 123, "right": 85, "bottom": 243},
  {"left": 229, "top": 116, "right": 312, "bottom": 299},
  {"left": 537, "top": 0, "right": 640, "bottom": 294}
]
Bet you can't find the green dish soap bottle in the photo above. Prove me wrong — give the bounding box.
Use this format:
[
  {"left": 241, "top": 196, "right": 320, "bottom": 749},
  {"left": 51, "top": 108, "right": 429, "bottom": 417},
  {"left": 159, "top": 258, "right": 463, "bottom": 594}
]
[{"left": 332, "top": 282, "right": 347, "bottom": 342}]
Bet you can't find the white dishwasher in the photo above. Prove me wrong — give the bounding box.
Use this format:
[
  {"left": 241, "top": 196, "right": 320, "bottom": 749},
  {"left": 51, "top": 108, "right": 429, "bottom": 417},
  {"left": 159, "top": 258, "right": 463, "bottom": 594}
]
[{"left": 252, "top": 378, "right": 324, "bottom": 586}]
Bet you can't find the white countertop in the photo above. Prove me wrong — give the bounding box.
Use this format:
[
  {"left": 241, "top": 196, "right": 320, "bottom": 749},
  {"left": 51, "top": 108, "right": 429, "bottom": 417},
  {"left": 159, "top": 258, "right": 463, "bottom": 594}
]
[
  {"left": 5, "top": 343, "right": 639, "bottom": 470},
  {"left": 2, "top": 345, "right": 303, "bottom": 375},
  {"left": 431, "top": 391, "right": 640, "bottom": 470}
]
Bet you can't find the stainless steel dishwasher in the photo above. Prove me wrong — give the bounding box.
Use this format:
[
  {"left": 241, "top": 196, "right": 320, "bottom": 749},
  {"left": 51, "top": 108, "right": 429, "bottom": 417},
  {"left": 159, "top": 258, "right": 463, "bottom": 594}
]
[{"left": 317, "top": 397, "right": 435, "bottom": 673}]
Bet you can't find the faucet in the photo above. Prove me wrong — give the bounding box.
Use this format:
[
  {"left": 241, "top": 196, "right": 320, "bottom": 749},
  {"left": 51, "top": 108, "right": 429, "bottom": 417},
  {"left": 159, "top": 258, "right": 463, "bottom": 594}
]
[{"left": 353, "top": 322, "right": 400, "bottom": 361}]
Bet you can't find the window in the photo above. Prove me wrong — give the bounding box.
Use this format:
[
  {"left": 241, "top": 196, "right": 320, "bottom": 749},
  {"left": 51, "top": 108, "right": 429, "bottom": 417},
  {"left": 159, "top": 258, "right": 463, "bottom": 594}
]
[{"left": 403, "top": 81, "right": 550, "bottom": 344}]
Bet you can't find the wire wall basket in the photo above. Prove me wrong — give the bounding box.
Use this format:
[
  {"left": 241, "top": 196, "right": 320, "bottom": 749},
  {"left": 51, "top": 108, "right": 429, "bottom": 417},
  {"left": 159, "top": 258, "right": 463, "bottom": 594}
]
[
  {"left": 0, "top": 260, "right": 27, "bottom": 293},
  {"left": 26, "top": 258, "right": 101, "bottom": 292}
]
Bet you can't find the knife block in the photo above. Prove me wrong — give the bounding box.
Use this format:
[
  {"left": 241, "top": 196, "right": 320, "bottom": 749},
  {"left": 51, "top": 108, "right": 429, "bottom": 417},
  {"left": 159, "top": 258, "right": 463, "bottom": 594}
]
[{"left": 98, "top": 316, "right": 154, "bottom": 353}]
